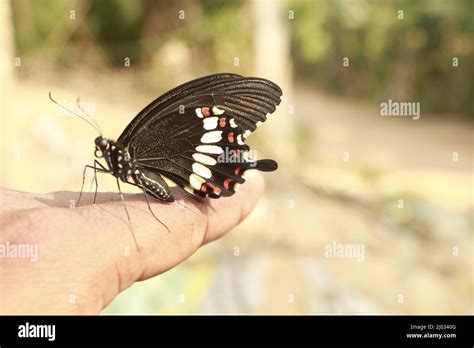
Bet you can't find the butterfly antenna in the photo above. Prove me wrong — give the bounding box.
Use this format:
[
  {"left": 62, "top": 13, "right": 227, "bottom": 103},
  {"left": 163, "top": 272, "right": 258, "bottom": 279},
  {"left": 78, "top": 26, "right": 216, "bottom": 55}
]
[
  {"left": 76, "top": 97, "right": 103, "bottom": 136},
  {"left": 49, "top": 92, "right": 102, "bottom": 136}
]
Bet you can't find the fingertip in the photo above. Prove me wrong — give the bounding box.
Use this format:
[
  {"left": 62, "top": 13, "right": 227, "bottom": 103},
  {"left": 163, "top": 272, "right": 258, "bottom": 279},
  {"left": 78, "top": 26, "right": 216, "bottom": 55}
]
[
  {"left": 242, "top": 169, "right": 265, "bottom": 189},
  {"left": 239, "top": 169, "right": 265, "bottom": 211},
  {"left": 202, "top": 170, "right": 266, "bottom": 243}
]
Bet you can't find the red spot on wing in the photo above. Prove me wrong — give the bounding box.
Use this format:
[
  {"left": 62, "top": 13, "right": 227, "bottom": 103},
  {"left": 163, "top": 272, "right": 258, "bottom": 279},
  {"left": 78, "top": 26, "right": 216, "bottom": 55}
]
[
  {"left": 201, "top": 107, "right": 211, "bottom": 117},
  {"left": 219, "top": 117, "right": 226, "bottom": 127},
  {"left": 200, "top": 181, "right": 221, "bottom": 195},
  {"left": 210, "top": 183, "right": 221, "bottom": 195},
  {"left": 234, "top": 167, "right": 241, "bottom": 175},
  {"left": 227, "top": 132, "right": 234, "bottom": 143},
  {"left": 223, "top": 178, "right": 233, "bottom": 190}
]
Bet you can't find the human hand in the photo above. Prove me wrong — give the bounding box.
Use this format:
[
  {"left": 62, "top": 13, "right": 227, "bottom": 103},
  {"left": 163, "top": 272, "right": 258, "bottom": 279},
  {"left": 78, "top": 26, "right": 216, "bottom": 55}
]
[{"left": 0, "top": 171, "right": 264, "bottom": 314}]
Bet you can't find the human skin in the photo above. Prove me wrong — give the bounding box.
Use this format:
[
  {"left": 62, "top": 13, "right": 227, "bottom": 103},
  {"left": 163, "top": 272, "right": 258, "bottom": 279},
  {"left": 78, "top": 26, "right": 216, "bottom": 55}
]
[{"left": 0, "top": 171, "right": 264, "bottom": 314}]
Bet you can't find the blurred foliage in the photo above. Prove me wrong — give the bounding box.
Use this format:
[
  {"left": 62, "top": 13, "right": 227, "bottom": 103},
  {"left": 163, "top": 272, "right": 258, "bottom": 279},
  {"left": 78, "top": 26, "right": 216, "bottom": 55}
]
[
  {"left": 11, "top": 0, "right": 77, "bottom": 64},
  {"left": 10, "top": 0, "right": 473, "bottom": 116},
  {"left": 288, "top": 0, "right": 474, "bottom": 117},
  {"left": 87, "top": 0, "right": 146, "bottom": 64}
]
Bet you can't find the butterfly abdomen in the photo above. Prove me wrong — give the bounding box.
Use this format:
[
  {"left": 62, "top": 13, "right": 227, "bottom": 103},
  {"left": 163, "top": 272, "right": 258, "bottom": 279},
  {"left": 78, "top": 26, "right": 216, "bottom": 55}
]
[{"left": 132, "top": 168, "right": 174, "bottom": 202}]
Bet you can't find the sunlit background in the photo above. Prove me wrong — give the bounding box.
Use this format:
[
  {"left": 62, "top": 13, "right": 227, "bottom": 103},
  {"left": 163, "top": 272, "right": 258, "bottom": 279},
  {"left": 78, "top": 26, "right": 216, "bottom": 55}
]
[{"left": 0, "top": 0, "right": 472, "bottom": 314}]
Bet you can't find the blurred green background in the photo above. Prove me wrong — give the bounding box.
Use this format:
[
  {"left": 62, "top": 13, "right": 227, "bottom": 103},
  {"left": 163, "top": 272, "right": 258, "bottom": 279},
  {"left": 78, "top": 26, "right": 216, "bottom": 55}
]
[
  {"left": 10, "top": 0, "right": 474, "bottom": 116},
  {"left": 1, "top": 0, "right": 472, "bottom": 314}
]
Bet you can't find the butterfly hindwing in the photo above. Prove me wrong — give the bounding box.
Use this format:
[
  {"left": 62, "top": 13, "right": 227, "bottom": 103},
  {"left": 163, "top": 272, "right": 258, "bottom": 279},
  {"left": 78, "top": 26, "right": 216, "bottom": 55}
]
[{"left": 133, "top": 105, "right": 276, "bottom": 199}]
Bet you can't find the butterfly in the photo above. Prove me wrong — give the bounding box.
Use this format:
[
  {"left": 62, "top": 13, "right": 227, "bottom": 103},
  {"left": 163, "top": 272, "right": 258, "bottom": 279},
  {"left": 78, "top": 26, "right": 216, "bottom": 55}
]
[
  {"left": 62, "top": 74, "right": 282, "bottom": 203},
  {"left": 50, "top": 73, "right": 282, "bottom": 235}
]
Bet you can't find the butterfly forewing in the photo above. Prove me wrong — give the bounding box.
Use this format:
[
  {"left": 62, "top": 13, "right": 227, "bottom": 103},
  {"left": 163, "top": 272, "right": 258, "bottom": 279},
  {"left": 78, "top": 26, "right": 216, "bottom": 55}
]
[{"left": 118, "top": 74, "right": 282, "bottom": 146}]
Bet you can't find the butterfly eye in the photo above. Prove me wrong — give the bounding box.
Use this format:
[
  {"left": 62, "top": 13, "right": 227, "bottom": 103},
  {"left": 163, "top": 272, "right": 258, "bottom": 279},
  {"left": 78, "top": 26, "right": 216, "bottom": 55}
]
[{"left": 100, "top": 138, "right": 108, "bottom": 147}]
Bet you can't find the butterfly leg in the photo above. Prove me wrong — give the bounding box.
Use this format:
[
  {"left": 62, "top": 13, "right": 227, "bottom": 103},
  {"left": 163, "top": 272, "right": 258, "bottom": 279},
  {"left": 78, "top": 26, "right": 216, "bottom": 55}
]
[
  {"left": 115, "top": 177, "right": 139, "bottom": 251},
  {"left": 122, "top": 179, "right": 172, "bottom": 233},
  {"left": 92, "top": 160, "right": 108, "bottom": 204},
  {"left": 141, "top": 188, "right": 171, "bottom": 233},
  {"left": 77, "top": 160, "right": 108, "bottom": 206}
]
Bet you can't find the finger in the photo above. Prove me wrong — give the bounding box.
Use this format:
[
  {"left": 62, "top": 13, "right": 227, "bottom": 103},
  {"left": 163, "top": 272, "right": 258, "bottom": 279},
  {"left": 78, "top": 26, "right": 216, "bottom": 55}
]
[
  {"left": 93, "top": 170, "right": 266, "bottom": 280},
  {"left": 0, "top": 187, "right": 47, "bottom": 215},
  {"left": 19, "top": 171, "right": 265, "bottom": 304},
  {"left": 200, "top": 170, "right": 265, "bottom": 244},
  {"left": 149, "top": 170, "right": 266, "bottom": 250}
]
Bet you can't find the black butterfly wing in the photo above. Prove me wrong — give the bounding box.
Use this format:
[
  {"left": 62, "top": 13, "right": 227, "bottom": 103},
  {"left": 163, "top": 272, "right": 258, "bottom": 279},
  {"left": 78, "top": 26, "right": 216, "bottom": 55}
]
[
  {"left": 121, "top": 74, "right": 282, "bottom": 199},
  {"left": 118, "top": 74, "right": 242, "bottom": 144},
  {"left": 117, "top": 73, "right": 282, "bottom": 146}
]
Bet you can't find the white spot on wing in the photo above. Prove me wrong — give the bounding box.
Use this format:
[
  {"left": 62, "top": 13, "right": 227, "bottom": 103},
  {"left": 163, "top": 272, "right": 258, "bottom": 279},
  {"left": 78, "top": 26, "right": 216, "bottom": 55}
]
[
  {"left": 192, "top": 163, "right": 212, "bottom": 179},
  {"left": 189, "top": 173, "right": 206, "bottom": 190},
  {"left": 184, "top": 186, "right": 195, "bottom": 194},
  {"left": 243, "top": 130, "right": 251, "bottom": 138},
  {"left": 203, "top": 117, "right": 218, "bottom": 130},
  {"left": 237, "top": 134, "right": 244, "bottom": 145},
  {"left": 161, "top": 175, "right": 177, "bottom": 187},
  {"left": 229, "top": 118, "right": 238, "bottom": 128},
  {"left": 195, "top": 108, "right": 204, "bottom": 118},
  {"left": 200, "top": 131, "right": 222, "bottom": 144},
  {"left": 212, "top": 106, "right": 225, "bottom": 115},
  {"left": 256, "top": 121, "right": 263, "bottom": 127},
  {"left": 196, "top": 145, "right": 224, "bottom": 154},
  {"left": 192, "top": 153, "right": 217, "bottom": 166}
]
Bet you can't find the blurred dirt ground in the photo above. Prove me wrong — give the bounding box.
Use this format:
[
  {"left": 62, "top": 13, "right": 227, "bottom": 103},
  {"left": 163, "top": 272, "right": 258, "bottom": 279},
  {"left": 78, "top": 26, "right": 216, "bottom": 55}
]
[{"left": 1, "top": 70, "right": 472, "bottom": 314}]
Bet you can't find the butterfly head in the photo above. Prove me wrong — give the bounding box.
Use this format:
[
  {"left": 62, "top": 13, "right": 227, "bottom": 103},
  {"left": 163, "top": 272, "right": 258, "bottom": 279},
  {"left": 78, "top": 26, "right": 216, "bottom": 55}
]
[{"left": 94, "top": 136, "right": 110, "bottom": 158}]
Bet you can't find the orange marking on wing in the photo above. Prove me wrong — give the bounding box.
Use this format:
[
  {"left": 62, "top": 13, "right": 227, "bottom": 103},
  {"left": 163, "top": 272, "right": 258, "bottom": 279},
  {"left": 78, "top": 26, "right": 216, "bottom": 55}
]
[
  {"left": 201, "top": 107, "right": 211, "bottom": 117},
  {"left": 224, "top": 178, "right": 233, "bottom": 190}
]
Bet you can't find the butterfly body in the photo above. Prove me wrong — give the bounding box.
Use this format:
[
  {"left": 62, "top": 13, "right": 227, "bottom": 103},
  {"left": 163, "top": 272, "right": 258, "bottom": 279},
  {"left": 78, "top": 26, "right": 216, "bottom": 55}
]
[
  {"left": 91, "top": 74, "right": 282, "bottom": 203},
  {"left": 95, "top": 136, "right": 175, "bottom": 201}
]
